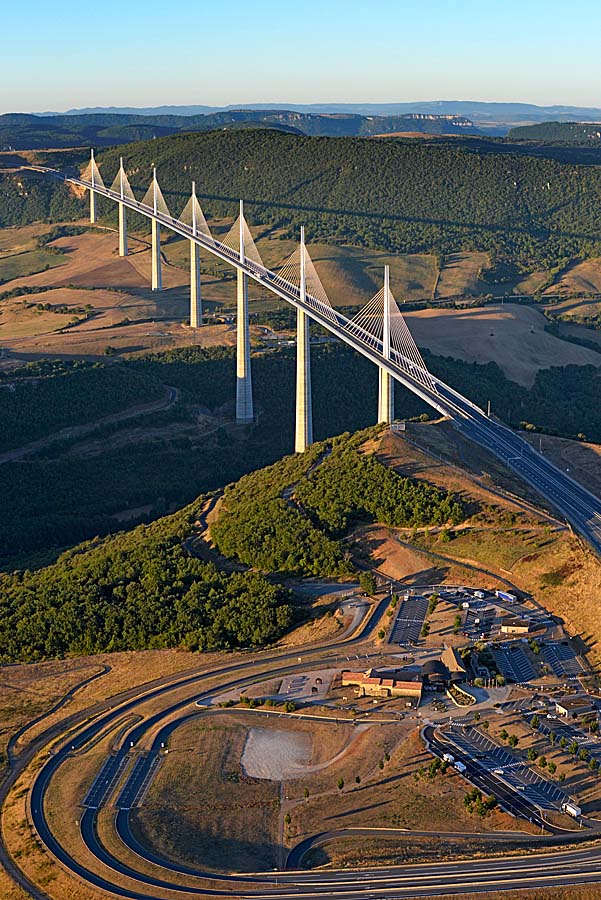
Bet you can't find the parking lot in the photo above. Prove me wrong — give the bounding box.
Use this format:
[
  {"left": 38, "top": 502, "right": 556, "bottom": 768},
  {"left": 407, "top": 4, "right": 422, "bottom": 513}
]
[
  {"left": 493, "top": 643, "right": 536, "bottom": 683},
  {"left": 390, "top": 594, "right": 429, "bottom": 644},
  {"left": 445, "top": 724, "right": 567, "bottom": 809},
  {"left": 543, "top": 641, "right": 586, "bottom": 678},
  {"left": 531, "top": 714, "right": 601, "bottom": 759}
]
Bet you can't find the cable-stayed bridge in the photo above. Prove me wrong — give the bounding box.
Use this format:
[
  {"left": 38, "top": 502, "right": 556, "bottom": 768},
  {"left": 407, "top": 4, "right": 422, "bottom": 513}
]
[{"left": 32, "top": 154, "right": 601, "bottom": 554}]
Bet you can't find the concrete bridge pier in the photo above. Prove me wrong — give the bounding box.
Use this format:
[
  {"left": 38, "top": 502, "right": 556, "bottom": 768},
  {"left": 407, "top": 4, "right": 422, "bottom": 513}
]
[
  {"left": 118, "top": 202, "right": 128, "bottom": 257},
  {"left": 378, "top": 367, "right": 394, "bottom": 424},
  {"left": 236, "top": 201, "right": 253, "bottom": 423},
  {"left": 190, "top": 241, "right": 202, "bottom": 327},
  {"left": 151, "top": 219, "right": 162, "bottom": 291},
  {"left": 295, "top": 228, "right": 313, "bottom": 453},
  {"left": 236, "top": 268, "right": 253, "bottom": 422},
  {"left": 89, "top": 148, "right": 97, "bottom": 224},
  {"left": 377, "top": 265, "right": 394, "bottom": 424}
]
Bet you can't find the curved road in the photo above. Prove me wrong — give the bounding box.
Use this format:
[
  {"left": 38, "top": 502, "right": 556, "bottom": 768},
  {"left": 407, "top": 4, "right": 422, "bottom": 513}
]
[{"left": 16, "top": 601, "right": 601, "bottom": 900}]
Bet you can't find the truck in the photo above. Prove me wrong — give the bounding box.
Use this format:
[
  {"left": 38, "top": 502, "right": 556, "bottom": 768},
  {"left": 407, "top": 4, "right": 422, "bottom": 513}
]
[
  {"left": 442, "top": 753, "right": 455, "bottom": 764},
  {"left": 454, "top": 761, "right": 467, "bottom": 774},
  {"left": 496, "top": 589, "right": 517, "bottom": 604},
  {"left": 474, "top": 590, "right": 486, "bottom": 599},
  {"left": 561, "top": 801, "right": 582, "bottom": 818}
]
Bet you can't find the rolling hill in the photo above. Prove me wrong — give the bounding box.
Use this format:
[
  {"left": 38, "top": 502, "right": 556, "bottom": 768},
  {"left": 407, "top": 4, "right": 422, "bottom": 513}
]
[{"left": 0, "top": 110, "right": 480, "bottom": 152}]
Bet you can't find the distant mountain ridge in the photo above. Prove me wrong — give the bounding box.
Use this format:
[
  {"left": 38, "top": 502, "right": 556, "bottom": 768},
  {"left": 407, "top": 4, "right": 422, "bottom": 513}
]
[
  {"left": 0, "top": 109, "right": 480, "bottom": 151},
  {"left": 35, "top": 100, "right": 601, "bottom": 133},
  {"left": 509, "top": 121, "right": 601, "bottom": 143}
]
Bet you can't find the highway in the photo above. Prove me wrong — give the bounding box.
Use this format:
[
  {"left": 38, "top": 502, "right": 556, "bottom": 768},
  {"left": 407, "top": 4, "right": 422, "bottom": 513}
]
[
  {"left": 32, "top": 164, "right": 601, "bottom": 555},
  {"left": 20, "top": 602, "right": 601, "bottom": 900}
]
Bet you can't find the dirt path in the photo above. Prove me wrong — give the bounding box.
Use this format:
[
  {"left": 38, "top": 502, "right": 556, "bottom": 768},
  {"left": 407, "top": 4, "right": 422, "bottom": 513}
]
[{"left": 0, "top": 383, "right": 179, "bottom": 464}]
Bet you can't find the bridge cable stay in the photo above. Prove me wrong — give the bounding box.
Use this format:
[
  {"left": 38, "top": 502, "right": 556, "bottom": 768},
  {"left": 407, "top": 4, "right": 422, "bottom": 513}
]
[
  {"left": 140, "top": 171, "right": 171, "bottom": 219},
  {"left": 109, "top": 161, "right": 136, "bottom": 203},
  {"left": 177, "top": 186, "right": 214, "bottom": 243},
  {"left": 274, "top": 244, "right": 338, "bottom": 324},
  {"left": 81, "top": 151, "right": 106, "bottom": 191},
  {"left": 220, "top": 210, "right": 264, "bottom": 269},
  {"left": 348, "top": 284, "right": 437, "bottom": 392}
]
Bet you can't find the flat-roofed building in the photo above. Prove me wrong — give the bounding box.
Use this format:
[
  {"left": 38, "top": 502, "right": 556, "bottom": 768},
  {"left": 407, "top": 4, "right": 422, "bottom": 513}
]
[
  {"left": 500, "top": 617, "right": 532, "bottom": 635},
  {"left": 555, "top": 695, "right": 597, "bottom": 719}
]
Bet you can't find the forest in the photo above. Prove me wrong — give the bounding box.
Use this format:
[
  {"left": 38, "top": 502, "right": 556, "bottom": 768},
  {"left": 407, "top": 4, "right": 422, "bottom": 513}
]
[
  {"left": 0, "top": 503, "right": 293, "bottom": 661},
  {"left": 0, "top": 423, "right": 465, "bottom": 661},
  {"left": 1, "top": 344, "right": 600, "bottom": 568},
  {"left": 4, "top": 128, "right": 601, "bottom": 271},
  {"left": 211, "top": 429, "right": 463, "bottom": 576}
]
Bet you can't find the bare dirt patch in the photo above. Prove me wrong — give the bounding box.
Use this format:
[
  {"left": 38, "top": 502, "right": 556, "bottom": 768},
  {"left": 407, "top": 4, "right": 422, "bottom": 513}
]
[
  {"left": 404, "top": 304, "right": 601, "bottom": 386},
  {"left": 242, "top": 727, "right": 312, "bottom": 779}
]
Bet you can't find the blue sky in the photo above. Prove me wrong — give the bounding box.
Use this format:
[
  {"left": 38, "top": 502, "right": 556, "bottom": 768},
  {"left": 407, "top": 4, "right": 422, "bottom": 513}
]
[{"left": 3, "top": 0, "right": 600, "bottom": 112}]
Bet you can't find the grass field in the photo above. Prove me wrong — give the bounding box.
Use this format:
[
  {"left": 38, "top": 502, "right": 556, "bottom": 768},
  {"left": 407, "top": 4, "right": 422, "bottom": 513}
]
[
  {"left": 435, "top": 252, "right": 489, "bottom": 298},
  {"left": 2, "top": 220, "right": 601, "bottom": 381},
  {"left": 547, "top": 257, "right": 601, "bottom": 296},
  {"left": 404, "top": 303, "right": 601, "bottom": 386},
  {"left": 132, "top": 716, "right": 281, "bottom": 872},
  {"left": 0, "top": 248, "right": 66, "bottom": 284}
]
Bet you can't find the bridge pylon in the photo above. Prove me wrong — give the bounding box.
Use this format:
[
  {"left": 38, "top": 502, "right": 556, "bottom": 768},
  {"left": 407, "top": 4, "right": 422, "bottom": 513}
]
[
  {"left": 118, "top": 158, "right": 128, "bottom": 257},
  {"left": 189, "top": 182, "right": 202, "bottom": 327},
  {"left": 378, "top": 266, "right": 394, "bottom": 424},
  {"left": 150, "top": 168, "right": 162, "bottom": 292},
  {"left": 236, "top": 200, "right": 254, "bottom": 423},
  {"left": 89, "top": 149, "right": 97, "bottom": 224},
  {"left": 295, "top": 227, "right": 313, "bottom": 453}
]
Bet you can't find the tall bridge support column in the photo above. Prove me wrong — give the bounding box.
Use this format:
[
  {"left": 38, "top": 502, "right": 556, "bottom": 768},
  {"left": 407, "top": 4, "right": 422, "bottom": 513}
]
[
  {"left": 118, "top": 202, "right": 128, "bottom": 257},
  {"left": 236, "top": 200, "right": 253, "bottom": 423},
  {"left": 89, "top": 148, "right": 97, "bottom": 224},
  {"left": 378, "top": 265, "right": 394, "bottom": 424},
  {"left": 378, "top": 368, "right": 394, "bottom": 424},
  {"left": 190, "top": 241, "right": 201, "bottom": 327},
  {"left": 295, "top": 228, "right": 313, "bottom": 453},
  {"left": 117, "top": 157, "right": 128, "bottom": 257},
  {"left": 151, "top": 219, "right": 162, "bottom": 291}
]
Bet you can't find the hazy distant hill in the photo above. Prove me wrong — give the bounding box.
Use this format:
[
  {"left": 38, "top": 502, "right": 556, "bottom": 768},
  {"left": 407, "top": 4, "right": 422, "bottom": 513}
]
[
  {"left": 39, "top": 100, "right": 601, "bottom": 134},
  {"left": 0, "top": 109, "right": 481, "bottom": 150},
  {"left": 509, "top": 121, "right": 601, "bottom": 143}
]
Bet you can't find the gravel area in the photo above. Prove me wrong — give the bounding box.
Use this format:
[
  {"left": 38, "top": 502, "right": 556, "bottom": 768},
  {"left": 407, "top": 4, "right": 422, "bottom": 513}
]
[{"left": 241, "top": 727, "right": 312, "bottom": 780}]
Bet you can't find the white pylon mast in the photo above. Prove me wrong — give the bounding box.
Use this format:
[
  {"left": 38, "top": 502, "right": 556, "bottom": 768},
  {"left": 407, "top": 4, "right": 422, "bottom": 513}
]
[
  {"left": 119, "top": 156, "right": 124, "bottom": 200},
  {"left": 191, "top": 181, "right": 197, "bottom": 237},
  {"left": 239, "top": 199, "right": 244, "bottom": 262},
  {"left": 383, "top": 264, "right": 391, "bottom": 360},
  {"left": 153, "top": 167, "right": 158, "bottom": 216},
  {"left": 295, "top": 225, "right": 313, "bottom": 453}
]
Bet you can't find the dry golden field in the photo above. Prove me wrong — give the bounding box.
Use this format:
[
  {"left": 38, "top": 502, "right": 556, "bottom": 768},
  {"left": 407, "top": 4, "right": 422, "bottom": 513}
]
[{"left": 403, "top": 304, "right": 601, "bottom": 386}]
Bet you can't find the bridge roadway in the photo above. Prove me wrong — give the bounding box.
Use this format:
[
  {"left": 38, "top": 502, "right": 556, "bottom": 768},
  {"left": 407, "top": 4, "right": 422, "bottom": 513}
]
[
  {"left": 23, "top": 596, "right": 601, "bottom": 900},
  {"left": 33, "top": 165, "right": 601, "bottom": 554}
]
